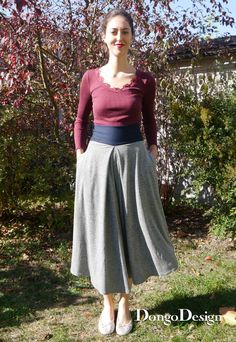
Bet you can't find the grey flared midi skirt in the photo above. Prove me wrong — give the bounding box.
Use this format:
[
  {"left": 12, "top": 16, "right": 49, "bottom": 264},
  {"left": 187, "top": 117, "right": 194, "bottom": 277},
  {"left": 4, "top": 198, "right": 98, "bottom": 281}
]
[{"left": 70, "top": 140, "right": 178, "bottom": 294}]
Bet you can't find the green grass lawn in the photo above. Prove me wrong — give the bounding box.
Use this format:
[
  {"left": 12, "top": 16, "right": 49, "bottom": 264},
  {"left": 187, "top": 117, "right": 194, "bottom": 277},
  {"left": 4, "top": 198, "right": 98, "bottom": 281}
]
[{"left": 0, "top": 204, "right": 236, "bottom": 341}]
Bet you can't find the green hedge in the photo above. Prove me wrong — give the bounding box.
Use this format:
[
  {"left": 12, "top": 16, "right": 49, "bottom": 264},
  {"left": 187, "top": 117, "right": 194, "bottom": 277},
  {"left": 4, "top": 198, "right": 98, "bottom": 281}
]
[{"left": 166, "top": 75, "right": 236, "bottom": 237}]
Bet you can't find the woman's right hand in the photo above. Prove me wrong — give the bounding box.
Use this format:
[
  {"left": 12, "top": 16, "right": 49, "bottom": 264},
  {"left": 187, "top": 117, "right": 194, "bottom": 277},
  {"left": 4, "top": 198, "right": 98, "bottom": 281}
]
[{"left": 76, "top": 148, "right": 84, "bottom": 158}]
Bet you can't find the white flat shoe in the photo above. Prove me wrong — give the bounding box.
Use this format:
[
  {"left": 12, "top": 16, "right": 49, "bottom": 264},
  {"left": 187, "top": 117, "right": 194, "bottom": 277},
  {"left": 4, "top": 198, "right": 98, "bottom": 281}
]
[
  {"left": 116, "top": 315, "right": 133, "bottom": 335},
  {"left": 98, "top": 310, "right": 115, "bottom": 335}
]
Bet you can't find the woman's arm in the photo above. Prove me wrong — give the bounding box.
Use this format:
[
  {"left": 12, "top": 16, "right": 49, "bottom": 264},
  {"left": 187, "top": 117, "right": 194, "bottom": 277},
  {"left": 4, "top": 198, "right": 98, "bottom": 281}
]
[
  {"left": 142, "top": 73, "right": 158, "bottom": 159},
  {"left": 149, "top": 144, "right": 158, "bottom": 159},
  {"left": 74, "top": 70, "right": 92, "bottom": 153}
]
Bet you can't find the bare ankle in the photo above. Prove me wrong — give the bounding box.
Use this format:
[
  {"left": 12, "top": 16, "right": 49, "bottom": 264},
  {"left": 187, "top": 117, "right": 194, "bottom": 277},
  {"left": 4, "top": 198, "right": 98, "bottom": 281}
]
[
  {"left": 103, "top": 294, "right": 114, "bottom": 309},
  {"left": 119, "top": 293, "right": 129, "bottom": 302}
]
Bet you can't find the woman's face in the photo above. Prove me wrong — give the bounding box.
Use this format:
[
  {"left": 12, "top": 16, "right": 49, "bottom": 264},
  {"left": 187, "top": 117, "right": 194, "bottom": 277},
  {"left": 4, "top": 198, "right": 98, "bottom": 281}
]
[{"left": 102, "top": 15, "right": 133, "bottom": 56}]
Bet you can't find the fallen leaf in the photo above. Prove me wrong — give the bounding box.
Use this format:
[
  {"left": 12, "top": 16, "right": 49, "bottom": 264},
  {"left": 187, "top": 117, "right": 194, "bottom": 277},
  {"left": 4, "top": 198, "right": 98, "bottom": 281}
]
[
  {"left": 220, "top": 311, "right": 236, "bottom": 326},
  {"left": 219, "top": 307, "right": 236, "bottom": 315},
  {"left": 176, "top": 230, "right": 188, "bottom": 237},
  {"left": 22, "top": 253, "right": 29, "bottom": 260}
]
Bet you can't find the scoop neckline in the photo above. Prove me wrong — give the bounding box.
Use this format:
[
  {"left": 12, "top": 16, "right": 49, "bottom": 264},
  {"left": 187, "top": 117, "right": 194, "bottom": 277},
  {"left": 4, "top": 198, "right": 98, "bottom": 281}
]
[{"left": 96, "top": 67, "right": 139, "bottom": 91}]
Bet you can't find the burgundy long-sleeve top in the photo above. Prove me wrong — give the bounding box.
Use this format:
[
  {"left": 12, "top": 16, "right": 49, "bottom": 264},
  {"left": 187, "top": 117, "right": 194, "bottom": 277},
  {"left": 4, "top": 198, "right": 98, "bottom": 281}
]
[{"left": 74, "top": 67, "right": 157, "bottom": 151}]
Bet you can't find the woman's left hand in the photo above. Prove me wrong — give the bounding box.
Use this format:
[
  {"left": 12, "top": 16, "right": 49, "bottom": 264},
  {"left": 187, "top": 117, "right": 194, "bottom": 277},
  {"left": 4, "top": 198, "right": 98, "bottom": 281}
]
[{"left": 149, "top": 144, "right": 158, "bottom": 160}]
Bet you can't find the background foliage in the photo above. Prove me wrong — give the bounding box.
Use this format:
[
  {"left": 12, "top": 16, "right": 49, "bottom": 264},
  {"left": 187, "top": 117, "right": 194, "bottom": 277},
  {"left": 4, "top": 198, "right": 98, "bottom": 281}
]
[
  {"left": 165, "top": 72, "right": 236, "bottom": 236},
  {"left": 0, "top": 0, "right": 235, "bottom": 235}
]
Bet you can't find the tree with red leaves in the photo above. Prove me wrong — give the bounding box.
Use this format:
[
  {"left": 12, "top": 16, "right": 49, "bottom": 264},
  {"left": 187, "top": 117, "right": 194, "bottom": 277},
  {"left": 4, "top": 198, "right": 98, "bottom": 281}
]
[{"left": 0, "top": 0, "right": 234, "bottom": 209}]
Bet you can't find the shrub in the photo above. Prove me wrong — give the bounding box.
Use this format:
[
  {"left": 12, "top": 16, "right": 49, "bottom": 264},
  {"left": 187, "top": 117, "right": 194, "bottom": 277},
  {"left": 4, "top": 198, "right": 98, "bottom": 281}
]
[
  {"left": 166, "top": 74, "right": 236, "bottom": 237},
  {"left": 0, "top": 106, "right": 75, "bottom": 213}
]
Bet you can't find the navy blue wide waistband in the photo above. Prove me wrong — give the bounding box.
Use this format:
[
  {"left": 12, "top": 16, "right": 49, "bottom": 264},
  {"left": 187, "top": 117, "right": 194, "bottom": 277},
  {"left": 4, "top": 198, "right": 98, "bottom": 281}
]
[{"left": 90, "top": 124, "right": 143, "bottom": 145}]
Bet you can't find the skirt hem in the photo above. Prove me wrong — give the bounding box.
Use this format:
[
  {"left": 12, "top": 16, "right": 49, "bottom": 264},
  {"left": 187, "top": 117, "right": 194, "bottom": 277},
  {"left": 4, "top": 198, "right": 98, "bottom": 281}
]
[{"left": 70, "top": 264, "right": 178, "bottom": 294}]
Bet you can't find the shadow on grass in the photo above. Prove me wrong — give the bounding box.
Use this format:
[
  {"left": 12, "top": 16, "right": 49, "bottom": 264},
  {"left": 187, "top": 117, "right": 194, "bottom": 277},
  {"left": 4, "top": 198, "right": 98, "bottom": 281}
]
[
  {"left": 132, "top": 289, "right": 236, "bottom": 326},
  {"left": 165, "top": 205, "right": 211, "bottom": 239},
  {"left": 0, "top": 203, "right": 222, "bottom": 332},
  {"left": 0, "top": 262, "right": 98, "bottom": 329}
]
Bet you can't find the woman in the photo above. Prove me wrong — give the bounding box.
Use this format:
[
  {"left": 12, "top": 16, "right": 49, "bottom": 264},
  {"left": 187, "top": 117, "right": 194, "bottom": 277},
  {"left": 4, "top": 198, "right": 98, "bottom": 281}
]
[{"left": 70, "top": 8, "right": 178, "bottom": 336}]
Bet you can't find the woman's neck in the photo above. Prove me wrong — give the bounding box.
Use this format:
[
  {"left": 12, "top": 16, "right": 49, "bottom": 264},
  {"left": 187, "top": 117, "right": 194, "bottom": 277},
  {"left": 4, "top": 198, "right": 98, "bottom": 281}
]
[{"left": 104, "top": 57, "right": 134, "bottom": 75}]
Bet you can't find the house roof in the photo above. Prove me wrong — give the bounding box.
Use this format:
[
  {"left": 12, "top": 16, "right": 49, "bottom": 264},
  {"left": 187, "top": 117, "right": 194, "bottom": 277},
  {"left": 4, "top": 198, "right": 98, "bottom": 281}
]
[{"left": 167, "top": 35, "right": 236, "bottom": 61}]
